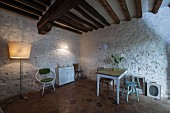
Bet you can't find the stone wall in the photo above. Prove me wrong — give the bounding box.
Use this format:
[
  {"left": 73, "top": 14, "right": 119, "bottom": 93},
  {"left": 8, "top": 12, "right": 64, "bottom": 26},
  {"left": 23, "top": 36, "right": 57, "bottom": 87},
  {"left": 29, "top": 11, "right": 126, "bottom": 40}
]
[
  {"left": 80, "top": 7, "right": 170, "bottom": 98},
  {"left": 0, "top": 10, "right": 81, "bottom": 101}
]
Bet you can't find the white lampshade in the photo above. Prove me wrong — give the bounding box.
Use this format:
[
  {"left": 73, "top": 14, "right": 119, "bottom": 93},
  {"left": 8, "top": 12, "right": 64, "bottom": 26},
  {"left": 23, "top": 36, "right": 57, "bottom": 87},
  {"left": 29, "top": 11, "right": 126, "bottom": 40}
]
[{"left": 8, "top": 41, "right": 32, "bottom": 59}]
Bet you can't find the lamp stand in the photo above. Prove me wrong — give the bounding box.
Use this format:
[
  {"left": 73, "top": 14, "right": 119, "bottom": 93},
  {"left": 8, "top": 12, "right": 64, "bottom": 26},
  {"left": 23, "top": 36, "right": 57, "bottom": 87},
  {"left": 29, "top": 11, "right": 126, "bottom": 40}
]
[
  {"left": 19, "top": 59, "right": 29, "bottom": 101},
  {"left": 5, "top": 60, "right": 29, "bottom": 104}
]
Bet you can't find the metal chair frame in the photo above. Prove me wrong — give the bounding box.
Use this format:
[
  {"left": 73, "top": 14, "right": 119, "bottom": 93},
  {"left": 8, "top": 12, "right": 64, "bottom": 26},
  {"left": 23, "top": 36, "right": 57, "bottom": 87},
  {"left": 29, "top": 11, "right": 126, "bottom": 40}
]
[{"left": 35, "top": 68, "right": 56, "bottom": 95}]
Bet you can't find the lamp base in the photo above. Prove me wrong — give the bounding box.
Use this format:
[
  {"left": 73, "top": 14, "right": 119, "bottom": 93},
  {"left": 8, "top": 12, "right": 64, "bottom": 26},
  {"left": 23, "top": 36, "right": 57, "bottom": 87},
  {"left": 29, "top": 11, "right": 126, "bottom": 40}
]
[
  {"left": 19, "top": 94, "right": 29, "bottom": 101},
  {"left": 4, "top": 94, "right": 29, "bottom": 107}
]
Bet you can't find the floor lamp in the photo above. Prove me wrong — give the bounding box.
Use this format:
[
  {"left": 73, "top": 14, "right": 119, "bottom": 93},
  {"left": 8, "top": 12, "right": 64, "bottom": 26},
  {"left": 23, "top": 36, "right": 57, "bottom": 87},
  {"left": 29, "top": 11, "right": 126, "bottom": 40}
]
[{"left": 8, "top": 41, "right": 32, "bottom": 100}]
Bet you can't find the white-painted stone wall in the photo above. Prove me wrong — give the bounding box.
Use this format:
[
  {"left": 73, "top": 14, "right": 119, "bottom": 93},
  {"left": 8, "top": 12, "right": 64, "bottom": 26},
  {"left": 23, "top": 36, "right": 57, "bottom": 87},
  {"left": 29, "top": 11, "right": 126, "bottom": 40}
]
[
  {"left": 80, "top": 7, "right": 170, "bottom": 98},
  {"left": 0, "top": 10, "right": 81, "bottom": 101}
]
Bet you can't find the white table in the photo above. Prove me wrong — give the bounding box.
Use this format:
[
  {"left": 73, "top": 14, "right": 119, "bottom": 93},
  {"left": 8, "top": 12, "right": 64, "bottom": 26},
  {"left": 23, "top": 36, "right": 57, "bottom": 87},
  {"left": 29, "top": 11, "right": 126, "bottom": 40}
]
[{"left": 96, "top": 68, "right": 127, "bottom": 104}]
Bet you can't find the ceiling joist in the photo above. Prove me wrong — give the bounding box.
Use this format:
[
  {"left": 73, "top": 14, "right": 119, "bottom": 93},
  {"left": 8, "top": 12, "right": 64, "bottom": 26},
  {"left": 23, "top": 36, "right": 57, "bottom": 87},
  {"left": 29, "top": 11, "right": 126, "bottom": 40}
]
[
  {"left": 118, "top": 0, "right": 131, "bottom": 21},
  {"left": 65, "top": 11, "right": 98, "bottom": 30},
  {"left": 56, "top": 19, "right": 87, "bottom": 32},
  {"left": 81, "top": 0, "right": 110, "bottom": 26},
  {"left": 0, "top": 0, "right": 42, "bottom": 16},
  {"left": 74, "top": 6, "right": 104, "bottom": 28},
  {"left": 59, "top": 15, "right": 93, "bottom": 32},
  {"left": 152, "top": 0, "right": 163, "bottom": 14},
  {"left": 32, "top": 0, "right": 51, "bottom": 7},
  {"left": 14, "top": 0, "right": 46, "bottom": 12},
  {"left": 0, "top": 3, "right": 39, "bottom": 20},
  {"left": 135, "top": 0, "right": 142, "bottom": 18},
  {"left": 37, "top": 0, "right": 84, "bottom": 34},
  {"left": 99, "top": 0, "right": 120, "bottom": 24},
  {"left": 54, "top": 22, "right": 82, "bottom": 34}
]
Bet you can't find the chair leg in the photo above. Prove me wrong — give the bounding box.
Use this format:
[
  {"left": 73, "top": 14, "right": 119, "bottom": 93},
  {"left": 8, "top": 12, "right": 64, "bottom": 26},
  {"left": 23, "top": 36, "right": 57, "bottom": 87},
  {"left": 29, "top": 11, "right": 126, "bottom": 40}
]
[
  {"left": 81, "top": 72, "right": 83, "bottom": 77},
  {"left": 75, "top": 72, "right": 78, "bottom": 79},
  {"left": 52, "top": 82, "right": 55, "bottom": 91},
  {"left": 134, "top": 86, "right": 139, "bottom": 101},
  {"left": 126, "top": 86, "right": 129, "bottom": 102},
  {"left": 107, "top": 83, "right": 110, "bottom": 96},
  {"left": 122, "top": 85, "right": 125, "bottom": 96},
  {"left": 42, "top": 84, "right": 45, "bottom": 95},
  {"left": 101, "top": 81, "right": 103, "bottom": 86}
]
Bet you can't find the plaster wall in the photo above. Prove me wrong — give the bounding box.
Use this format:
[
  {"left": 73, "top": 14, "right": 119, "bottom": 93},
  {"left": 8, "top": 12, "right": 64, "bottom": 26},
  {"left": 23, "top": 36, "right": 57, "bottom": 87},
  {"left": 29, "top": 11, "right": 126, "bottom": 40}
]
[
  {"left": 0, "top": 10, "right": 81, "bottom": 101},
  {"left": 80, "top": 7, "right": 170, "bottom": 97}
]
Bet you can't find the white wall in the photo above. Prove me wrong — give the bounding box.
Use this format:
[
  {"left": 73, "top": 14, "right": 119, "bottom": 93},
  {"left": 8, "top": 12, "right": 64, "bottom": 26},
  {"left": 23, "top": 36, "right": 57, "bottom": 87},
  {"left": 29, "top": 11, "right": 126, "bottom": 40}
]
[
  {"left": 0, "top": 10, "right": 81, "bottom": 101},
  {"left": 80, "top": 7, "right": 170, "bottom": 97}
]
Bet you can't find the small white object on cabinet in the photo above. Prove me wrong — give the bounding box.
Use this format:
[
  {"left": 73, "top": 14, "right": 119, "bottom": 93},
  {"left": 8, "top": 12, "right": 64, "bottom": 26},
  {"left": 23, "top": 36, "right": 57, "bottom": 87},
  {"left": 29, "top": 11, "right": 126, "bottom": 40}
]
[{"left": 56, "top": 66, "right": 75, "bottom": 86}]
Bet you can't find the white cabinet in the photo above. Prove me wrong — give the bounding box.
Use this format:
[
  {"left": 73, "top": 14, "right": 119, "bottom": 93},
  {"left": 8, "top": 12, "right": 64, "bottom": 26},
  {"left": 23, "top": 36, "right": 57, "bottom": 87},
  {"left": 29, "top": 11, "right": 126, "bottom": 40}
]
[{"left": 56, "top": 66, "right": 75, "bottom": 86}]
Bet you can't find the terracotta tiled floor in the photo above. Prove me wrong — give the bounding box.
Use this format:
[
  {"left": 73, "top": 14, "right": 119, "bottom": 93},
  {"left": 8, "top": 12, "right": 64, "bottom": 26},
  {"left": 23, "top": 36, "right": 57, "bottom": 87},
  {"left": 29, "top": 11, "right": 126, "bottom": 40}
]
[{"left": 1, "top": 79, "right": 170, "bottom": 113}]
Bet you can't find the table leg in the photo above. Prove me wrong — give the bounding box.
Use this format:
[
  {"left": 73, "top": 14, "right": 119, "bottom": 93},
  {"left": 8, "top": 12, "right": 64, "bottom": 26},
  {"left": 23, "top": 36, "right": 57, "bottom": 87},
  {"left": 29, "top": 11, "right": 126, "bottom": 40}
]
[
  {"left": 97, "top": 75, "right": 100, "bottom": 96},
  {"left": 116, "top": 79, "right": 120, "bottom": 104}
]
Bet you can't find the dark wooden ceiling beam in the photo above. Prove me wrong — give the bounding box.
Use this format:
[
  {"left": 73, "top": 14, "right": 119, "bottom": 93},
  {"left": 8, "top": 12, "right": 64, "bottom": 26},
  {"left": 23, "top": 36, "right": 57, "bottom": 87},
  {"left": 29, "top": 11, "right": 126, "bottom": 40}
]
[
  {"left": 135, "top": 0, "right": 142, "bottom": 18},
  {"left": 99, "top": 0, "right": 120, "bottom": 24},
  {"left": 32, "top": 0, "right": 51, "bottom": 6},
  {"left": 0, "top": 3, "right": 39, "bottom": 20},
  {"left": 56, "top": 19, "right": 86, "bottom": 32},
  {"left": 53, "top": 22, "right": 82, "bottom": 34},
  {"left": 37, "top": 0, "right": 84, "bottom": 34},
  {"left": 65, "top": 11, "right": 98, "bottom": 30},
  {"left": 38, "top": 22, "right": 53, "bottom": 34},
  {"left": 74, "top": 6, "right": 104, "bottom": 28},
  {"left": 80, "top": 0, "right": 110, "bottom": 26},
  {"left": 0, "top": 0, "right": 42, "bottom": 16},
  {"left": 152, "top": 0, "right": 163, "bottom": 14},
  {"left": 118, "top": 0, "right": 131, "bottom": 21},
  {"left": 14, "top": 0, "right": 46, "bottom": 12},
  {"left": 60, "top": 15, "right": 93, "bottom": 32}
]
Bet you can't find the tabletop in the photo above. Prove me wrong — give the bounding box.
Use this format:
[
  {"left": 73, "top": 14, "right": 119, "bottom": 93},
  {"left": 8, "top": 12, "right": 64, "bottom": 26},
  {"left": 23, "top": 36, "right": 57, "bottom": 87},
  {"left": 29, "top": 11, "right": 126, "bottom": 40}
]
[{"left": 97, "top": 68, "right": 127, "bottom": 77}]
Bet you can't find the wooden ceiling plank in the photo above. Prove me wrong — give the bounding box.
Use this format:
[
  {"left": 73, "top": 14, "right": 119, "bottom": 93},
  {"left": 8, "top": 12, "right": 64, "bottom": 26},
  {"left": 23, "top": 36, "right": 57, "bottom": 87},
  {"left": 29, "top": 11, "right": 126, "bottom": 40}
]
[
  {"left": 99, "top": 0, "right": 120, "bottom": 24},
  {"left": 118, "top": 0, "right": 131, "bottom": 21},
  {"left": 74, "top": 6, "right": 104, "bottom": 28},
  {"left": 0, "top": 3, "right": 39, "bottom": 20},
  {"left": 56, "top": 19, "right": 86, "bottom": 32},
  {"left": 53, "top": 22, "right": 82, "bottom": 34},
  {"left": 65, "top": 11, "right": 98, "bottom": 30},
  {"left": 37, "top": 0, "right": 84, "bottom": 34},
  {"left": 135, "top": 0, "right": 142, "bottom": 18},
  {"left": 0, "top": 0, "right": 42, "bottom": 16},
  {"left": 32, "top": 0, "right": 51, "bottom": 7},
  {"left": 14, "top": 0, "right": 46, "bottom": 12},
  {"left": 81, "top": 0, "right": 110, "bottom": 26},
  {"left": 152, "top": 0, "right": 163, "bottom": 14},
  {"left": 60, "top": 15, "right": 93, "bottom": 31}
]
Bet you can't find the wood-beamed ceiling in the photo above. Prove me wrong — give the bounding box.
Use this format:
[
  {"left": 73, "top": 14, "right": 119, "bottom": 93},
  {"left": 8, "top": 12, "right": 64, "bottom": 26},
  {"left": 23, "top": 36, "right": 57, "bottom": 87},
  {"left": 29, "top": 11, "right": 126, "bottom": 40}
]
[{"left": 0, "top": 0, "right": 170, "bottom": 34}]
